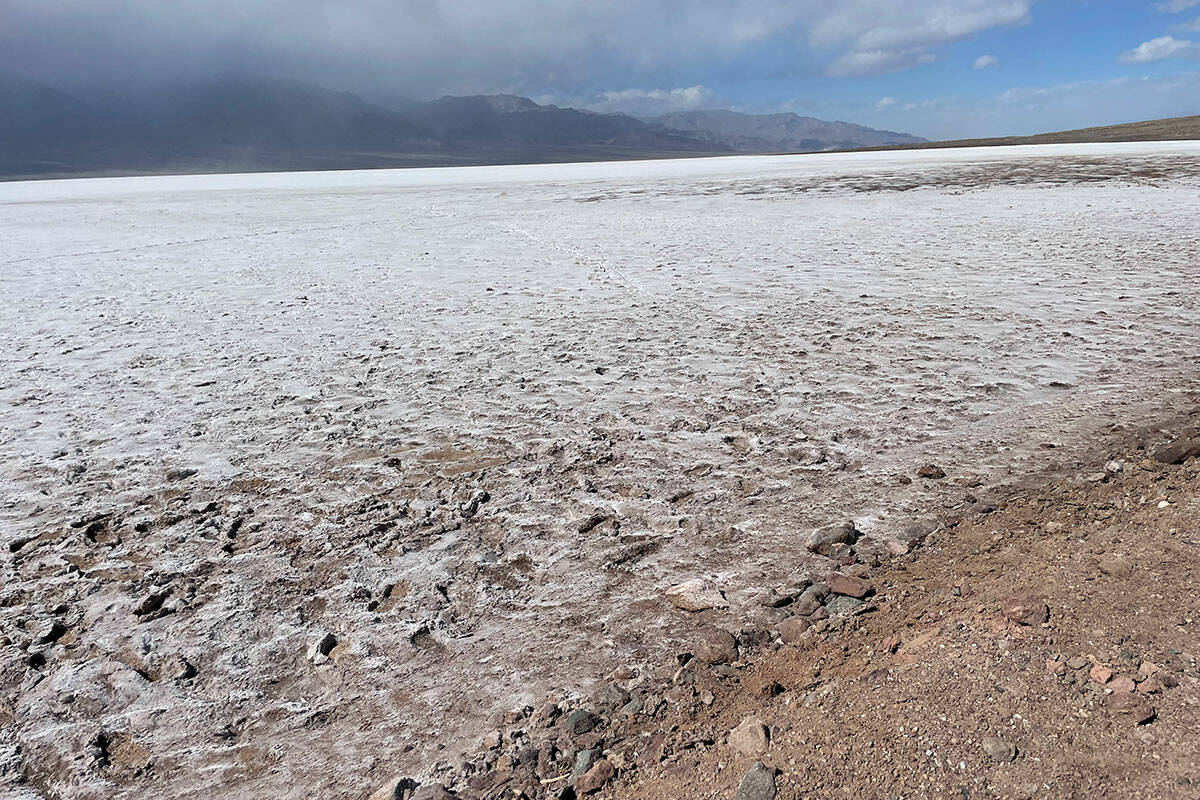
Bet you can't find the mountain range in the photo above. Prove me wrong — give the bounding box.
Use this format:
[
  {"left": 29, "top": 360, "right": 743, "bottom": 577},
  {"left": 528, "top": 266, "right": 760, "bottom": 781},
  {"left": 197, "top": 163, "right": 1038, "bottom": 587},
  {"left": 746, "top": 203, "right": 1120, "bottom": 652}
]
[{"left": 0, "top": 73, "right": 925, "bottom": 179}]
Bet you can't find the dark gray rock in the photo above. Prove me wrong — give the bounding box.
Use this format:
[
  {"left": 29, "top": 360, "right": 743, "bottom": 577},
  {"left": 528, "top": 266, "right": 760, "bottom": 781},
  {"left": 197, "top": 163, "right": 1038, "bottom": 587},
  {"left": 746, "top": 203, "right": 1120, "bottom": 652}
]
[
  {"left": 565, "top": 709, "right": 599, "bottom": 736},
  {"left": 824, "top": 595, "right": 865, "bottom": 617},
  {"left": 736, "top": 761, "right": 777, "bottom": 800},
  {"left": 572, "top": 748, "right": 598, "bottom": 777}
]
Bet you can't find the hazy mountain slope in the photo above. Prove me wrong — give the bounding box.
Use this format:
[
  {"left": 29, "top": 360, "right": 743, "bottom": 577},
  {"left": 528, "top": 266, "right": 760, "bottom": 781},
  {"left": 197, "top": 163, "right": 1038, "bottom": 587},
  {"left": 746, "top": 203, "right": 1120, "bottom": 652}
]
[
  {"left": 0, "top": 77, "right": 725, "bottom": 177},
  {"left": 647, "top": 109, "right": 926, "bottom": 152},
  {"left": 110, "top": 77, "right": 431, "bottom": 153},
  {"left": 406, "top": 95, "right": 710, "bottom": 149},
  {"left": 858, "top": 114, "right": 1200, "bottom": 151},
  {"left": 0, "top": 74, "right": 100, "bottom": 149}
]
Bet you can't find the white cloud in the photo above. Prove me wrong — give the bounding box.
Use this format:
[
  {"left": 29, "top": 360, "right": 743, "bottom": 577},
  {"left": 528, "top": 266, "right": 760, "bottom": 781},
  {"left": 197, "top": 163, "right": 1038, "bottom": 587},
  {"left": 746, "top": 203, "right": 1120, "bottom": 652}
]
[
  {"left": 1156, "top": 0, "right": 1200, "bottom": 12},
  {"left": 827, "top": 48, "right": 937, "bottom": 77},
  {"left": 1118, "top": 35, "right": 1200, "bottom": 63},
  {"left": 587, "top": 85, "right": 720, "bottom": 116},
  {"left": 814, "top": 1, "right": 1030, "bottom": 77},
  {"left": 1170, "top": 16, "right": 1200, "bottom": 31},
  {"left": 875, "top": 96, "right": 897, "bottom": 110},
  {"left": 973, "top": 54, "right": 999, "bottom": 69}
]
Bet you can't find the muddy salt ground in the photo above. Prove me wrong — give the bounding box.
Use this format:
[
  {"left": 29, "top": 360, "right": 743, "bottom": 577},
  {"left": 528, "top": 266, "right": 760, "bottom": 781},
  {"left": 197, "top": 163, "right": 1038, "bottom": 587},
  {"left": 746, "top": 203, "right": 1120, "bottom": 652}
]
[{"left": 2, "top": 142, "right": 1200, "bottom": 799}]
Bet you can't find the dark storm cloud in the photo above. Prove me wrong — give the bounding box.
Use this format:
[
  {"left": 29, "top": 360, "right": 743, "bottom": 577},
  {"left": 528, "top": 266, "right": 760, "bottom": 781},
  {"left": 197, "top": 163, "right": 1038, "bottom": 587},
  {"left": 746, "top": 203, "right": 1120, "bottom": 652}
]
[{"left": 0, "top": 1, "right": 1030, "bottom": 98}]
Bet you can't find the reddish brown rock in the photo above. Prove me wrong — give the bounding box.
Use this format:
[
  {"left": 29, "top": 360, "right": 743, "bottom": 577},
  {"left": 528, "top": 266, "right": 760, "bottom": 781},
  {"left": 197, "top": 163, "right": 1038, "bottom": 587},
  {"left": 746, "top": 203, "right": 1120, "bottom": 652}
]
[
  {"left": 917, "top": 463, "right": 946, "bottom": 479},
  {"left": 1108, "top": 692, "right": 1155, "bottom": 724},
  {"left": 693, "top": 628, "right": 738, "bottom": 665},
  {"left": 827, "top": 573, "right": 870, "bottom": 599},
  {"left": 1110, "top": 676, "right": 1136, "bottom": 694},
  {"left": 1001, "top": 595, "right": 1049, "bottom": 626},
  {"left": 576, "top": 759, "right": 615, "bottom": 794},
  {"left": 1090, "top": 664, "right": 1114, "bottom": 684},
  {"left": 1137, "top": 678, "right": 1163, "bottom": 695},
  {"left": 1046, "top": 659, "right": 1066, "bottom": 675},
  {"left": 778, "top": 617, "right": 811, "bottom": 644}
]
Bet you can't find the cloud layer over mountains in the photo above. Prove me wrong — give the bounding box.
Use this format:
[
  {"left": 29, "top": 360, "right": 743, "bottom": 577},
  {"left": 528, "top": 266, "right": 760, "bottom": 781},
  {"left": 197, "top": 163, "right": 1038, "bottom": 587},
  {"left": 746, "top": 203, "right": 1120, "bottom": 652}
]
[{"left": 1, "top": 0, "right": 1030, "bottom": 98}]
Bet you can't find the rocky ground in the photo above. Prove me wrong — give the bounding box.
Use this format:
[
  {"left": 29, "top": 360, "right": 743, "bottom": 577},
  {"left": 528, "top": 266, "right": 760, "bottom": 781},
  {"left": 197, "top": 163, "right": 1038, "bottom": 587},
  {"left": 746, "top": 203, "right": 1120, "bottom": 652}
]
[{"left": 383, "top": 413, "right": 1200, "bottom": 799}]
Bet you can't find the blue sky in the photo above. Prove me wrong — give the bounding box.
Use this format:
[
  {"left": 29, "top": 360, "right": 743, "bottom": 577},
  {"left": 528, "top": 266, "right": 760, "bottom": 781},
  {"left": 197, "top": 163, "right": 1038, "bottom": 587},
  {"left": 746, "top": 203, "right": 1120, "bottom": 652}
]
[
  {"left": 571, "top": 1, "right": 1200, "bottom": 138},
  {"left": 3, "top": 0, "right": 1200, "bottom": 139}
]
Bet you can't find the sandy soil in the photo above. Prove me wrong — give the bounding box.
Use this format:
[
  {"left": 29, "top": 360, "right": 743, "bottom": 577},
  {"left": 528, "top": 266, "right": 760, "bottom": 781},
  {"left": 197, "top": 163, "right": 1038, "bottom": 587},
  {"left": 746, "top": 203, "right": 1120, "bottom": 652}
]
[{"left": 1, "top": 143, "right": 1199, "bottom": 799}]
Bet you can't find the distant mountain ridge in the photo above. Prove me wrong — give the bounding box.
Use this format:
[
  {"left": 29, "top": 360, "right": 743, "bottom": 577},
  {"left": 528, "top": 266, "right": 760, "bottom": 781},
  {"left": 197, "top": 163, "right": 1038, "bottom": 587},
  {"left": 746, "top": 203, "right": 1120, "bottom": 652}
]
[
  {"left": 646, "top": 109, "right": 926, "bottom": 152},
  {"left": 0, "top": 73, "right": 925, "bottom": 178}
]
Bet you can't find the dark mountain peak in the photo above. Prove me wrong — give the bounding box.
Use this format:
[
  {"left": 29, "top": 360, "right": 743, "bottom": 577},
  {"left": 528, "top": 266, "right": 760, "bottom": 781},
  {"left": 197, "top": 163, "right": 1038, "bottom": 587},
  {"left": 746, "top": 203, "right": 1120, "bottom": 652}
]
[
  {"left": 646, "top": 108, "right": 925, "bottom": 152},
  {"left": 477, "top": 94, "right": 541, "bottom": 113}
]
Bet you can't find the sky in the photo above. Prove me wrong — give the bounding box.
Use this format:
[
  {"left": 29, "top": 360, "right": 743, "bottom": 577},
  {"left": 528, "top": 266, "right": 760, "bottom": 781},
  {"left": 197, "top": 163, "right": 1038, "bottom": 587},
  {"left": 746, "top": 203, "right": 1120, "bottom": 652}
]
[{"left": 3, "top": 0, "right": 1200, "bottom": 139}]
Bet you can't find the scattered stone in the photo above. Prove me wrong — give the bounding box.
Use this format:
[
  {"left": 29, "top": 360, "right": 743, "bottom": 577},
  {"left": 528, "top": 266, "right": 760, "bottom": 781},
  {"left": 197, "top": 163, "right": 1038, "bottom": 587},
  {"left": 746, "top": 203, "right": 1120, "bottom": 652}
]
[
  {"left": 665, "top": 579, "right": 728, "bottom": 612},
  {"left": 1110, "top": 676, "right": 1136, "bottom": 694},
  {"left": 824, "top": 595, "right": 865, "bottom": 617},
  {"left": 134, "top": 588, "right": 172, "bottom": 617},
  {"left": 1108, "top": 692, "right": 1155, "bottom": 724},
  {"left": 368, "top": 777, "right": 419, "bottom": 800},
  {"left": 165, "top": 467, "right": 198, "bottom": 481},
  {"left": 693, "top": 629, "right": 739, "bottom": 665},
  {"left": 34, "top": 620, "right": 67, "bottom": 645},
  {"left": 826, "top": 573, "right": 870, "bottom": 599},
  {"left": 1137, "top": 678, "right": 1163, "bottom": 695},
  {"left": 917, "top": 464, "right": 946, "bottom": 479},
  {"left": 1153, "top": 435, "right": 1200, "bottom": 465},
  {"left": 982, "top": 736, "right": 1017, "bottom": 763},
  {"left": 163, "top": 655, "right": 196, "bottom": 680},
  {"left": 308, "top": 632, "right": 337, "bottom": 662},
  {"left": 572, "top": 749, "right": 598, "bottom": 777},
  {"left": 728, "top": 717, "right": 770, "bottom": 756},
  {"left": 1090, "top": 664, "right": 1113, "bottom": 685},
  {"left": 577, "top": 512, "right": 610, "bottom": 534},
  {"left": 1097, "top": 556, "right": 1133, "bottom": 578},
  {"left": 778, "top": 617, "right": 811, "bottom": 644},
  {"left": 1001, "top": 595, "right": 1049, "bottom": 626},
  {"left": 805, "top": 521, "right": 859, "bottom": 556},
  {"left": 893, "top": 518, "right": 940, "bottom": 550},
  {"left": 1046, "top": 659, "right": 1066, "bottom": 675},
  {"left": 566, "top": 709, "right": 599, "bottom": 736},
  {"left": 736, "top": 762, "right": 777, "bottom": 800},
  {"left": 575, "top": 758, "right": 614, "bottom": 794},
  {"left": 593, "top": 682, "right": 631, "bottom": 708},
  {"left": 792, "top": 583, "right": 830, "bottom": 616},
  {"left": 1066, "top": 656, "right": 1089, "bottom": 670},
  {"left": 1105, "top": 459, "right": 1124, "bottom": 474}
]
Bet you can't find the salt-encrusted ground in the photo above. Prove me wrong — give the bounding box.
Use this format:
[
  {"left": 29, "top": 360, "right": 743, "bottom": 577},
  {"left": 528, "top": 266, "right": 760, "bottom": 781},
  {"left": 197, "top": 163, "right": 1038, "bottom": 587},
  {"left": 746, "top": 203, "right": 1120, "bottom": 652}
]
[{"left": 2, "top": 143, "right": 1199, "bottom": 799}]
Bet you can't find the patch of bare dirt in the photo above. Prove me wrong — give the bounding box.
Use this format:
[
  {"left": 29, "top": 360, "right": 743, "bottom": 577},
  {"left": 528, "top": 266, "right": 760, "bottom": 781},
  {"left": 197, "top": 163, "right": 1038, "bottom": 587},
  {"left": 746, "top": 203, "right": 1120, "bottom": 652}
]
[{"left": 603, "top": 417, "right": 1200, "bottom": 800}]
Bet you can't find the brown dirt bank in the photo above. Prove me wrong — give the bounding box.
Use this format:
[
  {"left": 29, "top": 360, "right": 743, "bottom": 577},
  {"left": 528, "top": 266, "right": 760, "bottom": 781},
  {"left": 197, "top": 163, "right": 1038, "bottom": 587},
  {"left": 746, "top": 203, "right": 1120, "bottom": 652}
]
[{"left": 604, "top": 410, "right": 1200, "bottom": 800}]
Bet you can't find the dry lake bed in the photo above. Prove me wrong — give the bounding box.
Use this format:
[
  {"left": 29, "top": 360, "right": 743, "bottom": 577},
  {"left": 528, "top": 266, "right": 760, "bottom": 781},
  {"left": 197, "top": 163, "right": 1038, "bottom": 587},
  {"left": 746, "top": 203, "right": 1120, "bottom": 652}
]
[{"left": 2, "top": 142, "right": 1199, "bottom": 798}]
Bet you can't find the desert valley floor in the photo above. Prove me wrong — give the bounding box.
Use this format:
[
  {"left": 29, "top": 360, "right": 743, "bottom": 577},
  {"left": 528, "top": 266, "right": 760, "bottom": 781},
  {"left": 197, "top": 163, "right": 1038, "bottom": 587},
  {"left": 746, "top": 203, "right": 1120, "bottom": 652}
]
[{"left": 2, "top": 143, "right": 1199, "bottom": 799}]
